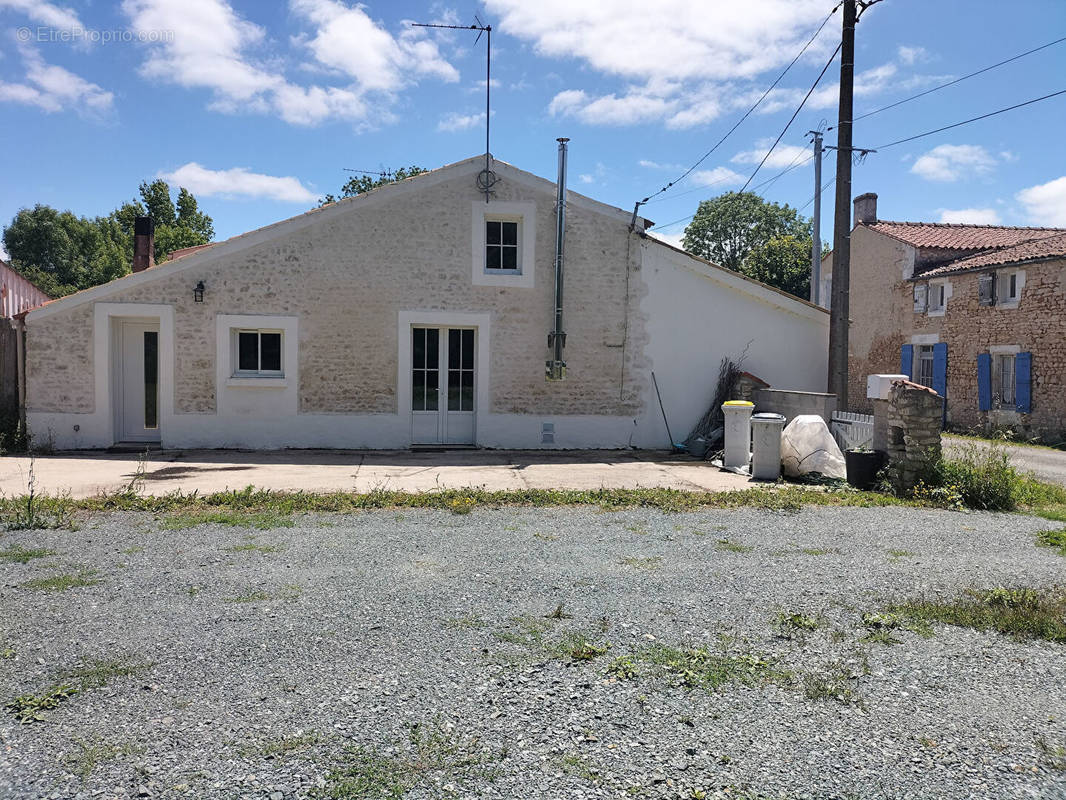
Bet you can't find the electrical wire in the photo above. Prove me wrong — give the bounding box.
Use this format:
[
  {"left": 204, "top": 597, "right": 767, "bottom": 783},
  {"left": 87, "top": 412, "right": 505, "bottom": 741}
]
[
  {"left": 737, "top": 40, "right": 842, "bottom": 193},
  {"left": 827, "top": 35, "right": 1066, "bottom": 131},
  {"left": 633, "top": 2, "right": 842, "bottom": 207},
  {"left": 875, "top": 88, "right": 1066, "bottom": 149}
]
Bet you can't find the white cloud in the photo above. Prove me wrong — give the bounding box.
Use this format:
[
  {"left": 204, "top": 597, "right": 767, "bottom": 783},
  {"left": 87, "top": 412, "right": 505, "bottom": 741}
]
[
  {"left": 647, "top": 230, "right": 685, "bottom": 249},
  {"left": 1016, "top": 176, "right": 1066, "bottom": 227},
  {"left": 690, "top": 166, "right": 745, "bottom": 187},
  {"left": 437, "top": 111, "right": 484, "bottom": 132},
  {"left": 578, "top": 174, "right": 594, "bottom": 184},
  {"left": 731, "top": 139, "right": 809, "bottom": 170},
  {"left": 0, "top": 0, "right": 84, "bottom": 30},
  {"left": 160, "top": 162, "right": 317, "bottom": 203},
  {"left": 897, "top": 45, "right": 927, "bottom": 65},
  {"left": 548, "top": 87, "right": 677, "bottom": 125},
  {"left": 122, "top": 0, "right": 457, "bottom": 126},
  {"left": 638, "top": 159, "right": 682, "bottom": 170},
  {"left": 0, "top": 46, "right": 112, "bottom": 113},
  {"left": 910, "top": 144, "right": 996, "bottom": 182},
  {"left": 937, "top": 208, "right": 1002, "bottom": 225}
]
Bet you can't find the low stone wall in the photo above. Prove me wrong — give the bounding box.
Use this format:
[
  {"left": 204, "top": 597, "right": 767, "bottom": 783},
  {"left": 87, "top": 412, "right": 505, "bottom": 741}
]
[
  {"left": 754, "top": 388, "right": 837, "bottom": 425},
  {"left": 882, "top": 380, "right": 944, "bottom": 491}
]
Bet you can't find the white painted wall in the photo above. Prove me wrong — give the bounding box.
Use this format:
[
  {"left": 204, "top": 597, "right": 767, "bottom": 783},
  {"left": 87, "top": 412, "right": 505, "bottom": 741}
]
[{"left": 630, "top": 241, "right": 830, "bottom": 448}]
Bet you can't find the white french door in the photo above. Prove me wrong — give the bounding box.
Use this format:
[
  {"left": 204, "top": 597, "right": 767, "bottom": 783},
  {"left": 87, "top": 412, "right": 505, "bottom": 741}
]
[{"left": 411, "top": 326, "right": 476, "bottom": 445}]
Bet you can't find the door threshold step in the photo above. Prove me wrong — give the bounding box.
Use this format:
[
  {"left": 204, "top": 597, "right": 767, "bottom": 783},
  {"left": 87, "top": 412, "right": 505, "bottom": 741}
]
[
  {"left": 410, "top": 444, "right": 479, "bottom": 451},
  {"left": 109, "top": 442, "right": 164, "bottom": 453}
]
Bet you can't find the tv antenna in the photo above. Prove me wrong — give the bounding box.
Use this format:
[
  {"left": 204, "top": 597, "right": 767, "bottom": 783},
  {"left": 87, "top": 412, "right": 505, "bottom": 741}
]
[{"left": 412, "top": 15, "right": 496, "bottom": 201}]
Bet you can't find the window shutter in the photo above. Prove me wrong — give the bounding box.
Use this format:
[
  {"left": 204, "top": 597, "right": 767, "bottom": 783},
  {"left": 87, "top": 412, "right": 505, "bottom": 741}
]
[
  {"left": 977, "top": 353, "right": 992, "bottom": 411},
  {"left": 978, "top": 273, "right": 995, "bottom": 306},
  {"left": 1015, "top": 351, "right": 1032, "bottom": 413},
  {"left": 900, "top": 344, "right": 914, "bottom": 378},
  {"left": 932, "top": 343, "right": 948, "bottom": 398},
  {"left": 913, "top": 284, "right": 928, "bottom": 312}
]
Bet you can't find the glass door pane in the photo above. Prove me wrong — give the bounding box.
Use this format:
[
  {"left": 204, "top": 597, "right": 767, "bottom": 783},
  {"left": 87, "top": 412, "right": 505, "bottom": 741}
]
[{"left": 144, "top": 331, "right": 158, "bottom": 429}]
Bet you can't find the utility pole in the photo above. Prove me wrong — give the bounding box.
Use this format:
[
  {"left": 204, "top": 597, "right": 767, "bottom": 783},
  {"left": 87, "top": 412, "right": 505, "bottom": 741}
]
[
  {"left": 827, "top": 0, "right": 858, "bottom": 410},
  {"left": 809, "top": 130, "right": 823, "bottom": 306}
]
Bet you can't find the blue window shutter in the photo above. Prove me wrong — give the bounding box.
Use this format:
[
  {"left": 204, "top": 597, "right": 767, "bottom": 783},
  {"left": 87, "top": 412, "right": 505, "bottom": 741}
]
[
  {"left": 1016, "top": 352, "right": 1032, "bottom": 413},
  {"left": 900, "top": 344, "right": 913, "bottom": 378},
  {"left": 932, "top": 343, "right": 948, "bottom": 398},
  {"left": 977, "top": 353, "right": 992, "bottom": 411}
]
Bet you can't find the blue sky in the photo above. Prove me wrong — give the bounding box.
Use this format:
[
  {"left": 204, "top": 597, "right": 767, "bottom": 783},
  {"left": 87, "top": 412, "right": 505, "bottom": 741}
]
[{"left": 1, "top": 0, "right": 1064, "bottom": 258}]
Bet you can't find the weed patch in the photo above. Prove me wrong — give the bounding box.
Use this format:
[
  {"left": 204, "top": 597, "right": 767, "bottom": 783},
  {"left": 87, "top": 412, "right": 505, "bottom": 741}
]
[
  {"left": 803, "top": 659, "right": 863, "bottom": 706},
  {"left": 62, "top": 738, "right": 144, "bottom": 781},
  {"left": 312, "top": 718, "right": 502, "bottom": 799},
  {"left": 890, "top": 587, "right": 1066, "bottom": 643},
  {"left": 20, "top": 569, "right": 101, "bottom": 592},
  {"left": 638, "top": 644, "right": 790, "bottom": 690},
  {"left": 773, "top": 612, "right": 819, "bottom": 639},
  {"left": 861, "top": 611, "right": 933, "bottom": 642},
  {"left": 162, "top": 510, "right": 294, "bottom": 530},
  {"left": 800, "top": 547, "right": 841, "bottom": 556},
  {"left": 6, "top": 659, "right": 149, "bottom": 724},
  {"left": 0, "top": 544, "right": 56, "bottom": 563},
  {"left": 6, "top": 683, "right": 77, "bottom": 724},
  {"left": 239, "top": 731, "right": 321, "bottom": 760},
  {"left": 1036, "top": 529, "right": 1066, "bottom": 556},
  {"left": 715, "top": 539, "right": 753, "bottom": 554},
  {"left": 619, "top": 556, "right": 662, "bottom": 570}
]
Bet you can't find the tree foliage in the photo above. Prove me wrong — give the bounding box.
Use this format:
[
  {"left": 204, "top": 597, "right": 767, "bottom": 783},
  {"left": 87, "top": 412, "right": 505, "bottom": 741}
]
[
  {"left": 2, "top": 181, "right": 214, "bottom": 298},
  {"left": 319, "top": 166, "right": 428, "bottom": 206},
  {"left": 682, "top": 191, "right": 817, "bottom": 298}
]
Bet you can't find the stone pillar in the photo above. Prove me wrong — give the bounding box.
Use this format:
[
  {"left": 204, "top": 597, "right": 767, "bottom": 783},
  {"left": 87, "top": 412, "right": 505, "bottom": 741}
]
[
  {"left": 885, "top": 380, "right": 944, "bottom": 492},
  {"left": 871, "top": 398, "right": 890, "bottom": 452}
]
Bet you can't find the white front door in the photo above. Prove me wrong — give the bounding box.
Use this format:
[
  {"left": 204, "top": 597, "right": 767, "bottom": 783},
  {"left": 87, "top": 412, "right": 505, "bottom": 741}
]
[
  {"left": 411, "top": 326, "right": 476, "bottom": 445},
  {"left": 115, "top": 320, "right": 161, "bottom": 443}
]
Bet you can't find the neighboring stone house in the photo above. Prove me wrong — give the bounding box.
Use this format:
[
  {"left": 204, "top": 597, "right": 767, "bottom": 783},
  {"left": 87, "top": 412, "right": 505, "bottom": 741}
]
[
  {"left": 0, "top": 260, "right": 50, "bottom": 318},
  {"left": 823, "top": 193, "right": 1066, "bottom": 439},
  {"left": 23, "top": 153, "right": 828, "bottom": 450}
]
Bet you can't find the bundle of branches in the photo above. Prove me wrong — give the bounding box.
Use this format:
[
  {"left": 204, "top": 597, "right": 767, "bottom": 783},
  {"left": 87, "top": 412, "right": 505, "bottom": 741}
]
[{"left": 684, "top": 356, "right": 743, "bottom": 458}]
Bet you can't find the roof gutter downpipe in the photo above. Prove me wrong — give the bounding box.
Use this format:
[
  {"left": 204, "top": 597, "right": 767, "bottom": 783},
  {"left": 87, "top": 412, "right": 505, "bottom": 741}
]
[{"left": 547, "top": 137, "right": 569, "bottom": 381}]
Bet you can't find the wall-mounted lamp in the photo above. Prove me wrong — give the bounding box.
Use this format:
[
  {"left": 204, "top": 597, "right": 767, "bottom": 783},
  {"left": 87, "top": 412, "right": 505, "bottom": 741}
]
[{"left": 193, "top": 280, "right": 205, "bottom": 303}]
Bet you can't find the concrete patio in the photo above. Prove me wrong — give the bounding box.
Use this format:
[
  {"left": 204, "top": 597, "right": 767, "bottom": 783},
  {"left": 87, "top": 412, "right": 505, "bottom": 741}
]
[{"left": 0, "top": 449, "right": 754, "bottom": 499}]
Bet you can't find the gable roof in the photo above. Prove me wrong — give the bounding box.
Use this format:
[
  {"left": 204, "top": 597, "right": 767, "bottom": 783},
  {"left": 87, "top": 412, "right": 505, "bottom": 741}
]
[
  {"left": 920, "top": 230, "right": 1066, "bottom": 276},
  {"left": 865, "top": 220, "right": 1065, "bottom": 252},
  {"left": 28, "top": 154, "right": 653, "bottom": 321}
]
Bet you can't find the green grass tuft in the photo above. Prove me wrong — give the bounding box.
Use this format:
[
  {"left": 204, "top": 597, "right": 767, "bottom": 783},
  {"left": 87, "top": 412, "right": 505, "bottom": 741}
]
[
  {"left": 0, "top": 544, "right": 56, "bottom": 563},
  {"left": 161, "top": 510, "right": 295, "bottom": 530},
  {"left": 1036, "top": 528, "right": 1066, "bottom": 556},
  {"left": 890, "top": 586, "right": 1066, "bottom": 643},
  {"left": 715, "top": 539, "right": 753, "bottom": 553},
  {"left": 20, "top": 570, "right": 101, "bottom": 591}
]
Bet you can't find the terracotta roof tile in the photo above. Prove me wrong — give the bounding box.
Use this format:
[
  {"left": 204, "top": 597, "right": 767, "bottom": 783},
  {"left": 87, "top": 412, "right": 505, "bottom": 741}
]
[
  {"left": 866, "top": 220, "right": 1065, "bottom": 251},
  {"left": 920, "top": 231, "right": 1066, "bottom": 276}
]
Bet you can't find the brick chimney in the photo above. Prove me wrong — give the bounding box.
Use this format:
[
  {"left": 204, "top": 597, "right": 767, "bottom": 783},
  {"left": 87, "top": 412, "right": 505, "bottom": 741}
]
[
  {"left": 853, "top": 193, "right": 877, "bottom": 225},
  {"left": 133, "top": 216, "right": 155, "bottom": 273}
]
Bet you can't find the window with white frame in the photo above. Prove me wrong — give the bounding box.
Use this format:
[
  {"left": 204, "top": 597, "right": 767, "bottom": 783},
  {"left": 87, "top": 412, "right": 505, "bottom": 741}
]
[
  {"left": 485, "top": 219, "right": 520, "bottom": 272},
  {"left": 233, "top": 329, "right": 283, "bottom": 376},
  {"left": 997, "top": 270, "right": 1020, "bottom": 303},
  {"left": 915, "top": 344, "right": 935, "bottom": 388},
  {"left": 928, "top": 283, "right": 946, "bottom": 312},
  {"left": 996, "top": 353, "right": 1016, "bottom": 406}
]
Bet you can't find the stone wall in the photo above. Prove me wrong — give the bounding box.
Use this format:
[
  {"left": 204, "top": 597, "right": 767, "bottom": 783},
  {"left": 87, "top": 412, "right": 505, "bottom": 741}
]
[{"left": 883, "top": 380, "right": 943, "bottom": 492}]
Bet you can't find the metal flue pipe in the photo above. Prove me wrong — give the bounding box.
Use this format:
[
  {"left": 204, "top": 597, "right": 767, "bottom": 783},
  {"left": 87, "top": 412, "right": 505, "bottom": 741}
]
[{"left": 547, "top": 137, "right": 569, "bottom": 381}]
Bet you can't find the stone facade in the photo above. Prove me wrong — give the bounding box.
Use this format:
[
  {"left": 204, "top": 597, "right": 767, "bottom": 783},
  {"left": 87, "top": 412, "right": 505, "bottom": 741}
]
[
  {"left": 825, "top": 225, "right": 1066, "bottom": 440},
  {"left": 880, "top": 380, "right": 944, "bottom": 492}
]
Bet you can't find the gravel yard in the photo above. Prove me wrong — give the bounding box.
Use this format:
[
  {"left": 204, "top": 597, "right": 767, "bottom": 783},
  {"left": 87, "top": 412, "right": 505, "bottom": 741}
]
[{"left": 1, "top": 505, "right": 1064, "bottom": 800}]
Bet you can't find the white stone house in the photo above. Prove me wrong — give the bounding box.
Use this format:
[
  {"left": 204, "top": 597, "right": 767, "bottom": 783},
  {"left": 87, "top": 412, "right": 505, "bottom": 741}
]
[{"left": 23, "top": 154, "right": 828, "bottom": 450}]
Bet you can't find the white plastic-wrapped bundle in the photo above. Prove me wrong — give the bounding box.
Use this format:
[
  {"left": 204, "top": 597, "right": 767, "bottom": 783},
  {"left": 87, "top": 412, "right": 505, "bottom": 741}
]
[{"left": 780, "top": 414, "right": 846, "bottom": 479}]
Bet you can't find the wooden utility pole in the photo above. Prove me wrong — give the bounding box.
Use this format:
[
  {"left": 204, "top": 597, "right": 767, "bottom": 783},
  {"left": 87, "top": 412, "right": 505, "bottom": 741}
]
[
  {"left": 827, "top": 0, "right": 857, "bottom": 410},
  {"left": 809, "top": 130, "right": 823, "bottom": 306}
]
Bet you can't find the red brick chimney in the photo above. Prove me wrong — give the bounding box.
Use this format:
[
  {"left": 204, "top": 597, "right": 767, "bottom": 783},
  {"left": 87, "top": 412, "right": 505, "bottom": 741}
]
[
  {"left": 133, "top": 216, "right": 155, "bottom": 273},
  {"left": 853, "top": 193, "right": 877, "bottom": 225}
]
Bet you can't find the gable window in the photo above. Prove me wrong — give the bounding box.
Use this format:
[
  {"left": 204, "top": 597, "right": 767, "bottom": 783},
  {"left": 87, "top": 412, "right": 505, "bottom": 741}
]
[
  {"left": 928, "top": 283, "right": 945, "bottom": 312},
  {"left": 997, "top": 270, "right": 1021, "bottom": 304},
  {"left": 234, "top": 329, "right": 282, "bottom": 376},
  {"left": 485, "top": 219, "right": 520, "bottom": 272}
]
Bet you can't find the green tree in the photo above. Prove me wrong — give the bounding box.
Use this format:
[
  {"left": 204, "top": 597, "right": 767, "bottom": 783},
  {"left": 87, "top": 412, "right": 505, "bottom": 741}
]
[
  {"left": 2, "top": 182, "right": 214, "bottom": 297},
  {"left": 683, "top": 192, "right": 810, "bottom": 271},
  {"left": 744, "top": 235, "right": 814, "bottom": 299},
  {"left": 681, "top": 191, "right": 815, "bottom": 297},
  {"left": 319, "top": 166, "right": 428, "bottom": 206}
]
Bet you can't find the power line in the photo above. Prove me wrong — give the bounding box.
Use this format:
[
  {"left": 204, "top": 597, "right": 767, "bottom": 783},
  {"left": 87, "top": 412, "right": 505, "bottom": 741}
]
[
  {"left": 827, "top": 35, "right": 1066, "bottom": 130},
  {"left": 737, "top": 39, "right": 843, "bottom": 193},
  {"left": 629, "top": 2, "right": 842, "bottom": 221},
  {"left": 876, "top": 88, "right": 1066, "bottom": 149}
]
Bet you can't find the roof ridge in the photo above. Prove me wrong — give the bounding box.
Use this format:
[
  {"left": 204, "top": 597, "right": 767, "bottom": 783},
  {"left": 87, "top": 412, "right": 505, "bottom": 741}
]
[{"left": 871, "top": 219, "right": 1066, "bottom": 233}]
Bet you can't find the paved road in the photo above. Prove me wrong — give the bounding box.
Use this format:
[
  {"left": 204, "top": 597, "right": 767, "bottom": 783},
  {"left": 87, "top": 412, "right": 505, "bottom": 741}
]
[{"left": 944, "top": 433, "right": 1066, "bottom": 486}]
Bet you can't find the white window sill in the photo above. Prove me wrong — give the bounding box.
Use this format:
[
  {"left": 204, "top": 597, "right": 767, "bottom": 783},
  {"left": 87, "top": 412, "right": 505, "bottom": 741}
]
[
  {"left": 226, "top": 376, "right": 287, "bottom": 388},
  {"left": 927, "top": 308, "right": 945, "bottom": 317},
  {"left": 997, "top": 300, "right": 1020, "bottom": 309},
  {"left": 475, "top": 269, "right": 533, "bottom": 288}
]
